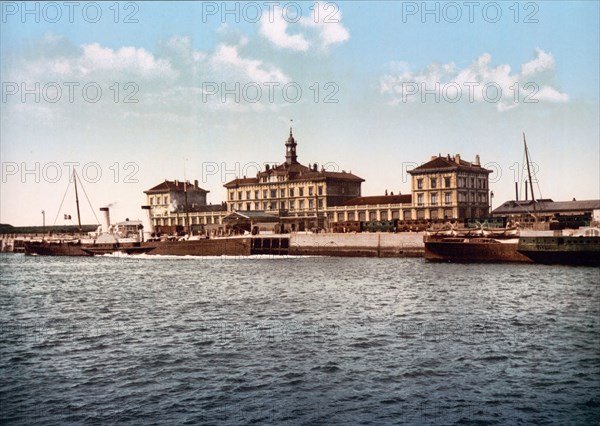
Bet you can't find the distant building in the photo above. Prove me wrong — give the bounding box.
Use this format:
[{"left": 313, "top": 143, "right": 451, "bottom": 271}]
[
  {"left": 492, "top": 199, "right": 600, "bottom": 225},
  {"left": 408, "top": 154, "right": 491, "bottom": 220},
  {"left": 144, "top": 179, "right": 226, "bottom": 231},
  {"left": 224, "top": 128, "right": 364, "bottom": 231}
]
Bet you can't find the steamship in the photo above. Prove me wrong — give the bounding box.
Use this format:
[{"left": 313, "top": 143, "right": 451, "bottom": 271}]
[{"left": 24, "top": 172, "right": 252, "bottom": 257}]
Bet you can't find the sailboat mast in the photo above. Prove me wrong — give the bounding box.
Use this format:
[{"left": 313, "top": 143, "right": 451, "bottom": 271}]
[
  {"left": 73, "top": 171, "right": 82, "bottom": 232},
  {"left": 523, "top": 133, "right": 537, "bottom": 219}
]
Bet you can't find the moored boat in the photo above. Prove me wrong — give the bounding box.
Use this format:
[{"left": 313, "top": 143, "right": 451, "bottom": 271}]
[{"left": 517, "top": 228, "right": 600, "bottom": 266}]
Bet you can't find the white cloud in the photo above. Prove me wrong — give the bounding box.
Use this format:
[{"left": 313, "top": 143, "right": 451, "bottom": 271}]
[
  {"left": 211, "top": 42, "right": 290, "bottom": 83},
  {"left": 259, "top": 7, "right": 309, "bottom": 51},
  {"left": 3, "top": 34, "right": 293, "bottom": 116},
  {"left": 259, "top": 2, "right": 350, "bottom": 52},
  {"left": 380, "top": 49, "right": 568, "bottom": 111},
  {"left": 521, "top": 48, "right": 555, "bottom": 76},
  {"left": 300, "top": 2, "right": 350, "bottom": 50}
]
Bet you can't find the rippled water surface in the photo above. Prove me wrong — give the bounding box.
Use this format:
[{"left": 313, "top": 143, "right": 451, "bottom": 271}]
[{"left": 1, "top": 253, "right": 599, "bottom": 424}]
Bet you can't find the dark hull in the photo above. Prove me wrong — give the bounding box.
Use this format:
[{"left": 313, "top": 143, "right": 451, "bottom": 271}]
[
  {"left": 24, "top": 241, "right": 92, "bottom": 256},
  {"left": 424, "top": 239, "right": 531, "bottom": 263},
  {"left": 516, "top": 250, "right": 600, "bottom": 266},
  {"left": 143, "top": 238, "right": 251, "bottom": 256},
  {"left": 24, "top": 238, "right": 252, "bottom": 257},
  {"left": 517, "top": 236, "right": 600, "bottom": 266}
]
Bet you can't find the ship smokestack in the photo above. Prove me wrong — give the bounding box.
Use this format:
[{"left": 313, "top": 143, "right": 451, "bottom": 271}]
[
  {"left": 100, "top": 207, "right": 110, "bottom": 234},
  {"left": 141, "top": 205, "right": 154, "bottom": 241},
  {"left": 515, "top": 182, "right": 519, "bottom": 200}
]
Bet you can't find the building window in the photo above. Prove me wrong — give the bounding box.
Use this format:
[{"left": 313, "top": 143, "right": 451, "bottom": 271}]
[
  {"left": 246, "top": 191, "right": 251, "bottom": 200},
  {"left": 318, "top": 199, "right": 323, "bottom": 208},
  {"left": 417, "top": 178, "right": 423, "bottom": 189},
  {"left": 254, "top": 202, "right": 259, "bottom": 210},
  {"left": 299, "top": 188, "right": 304, "bottom": 197},
  {"left": 337, "top": 212, "right": 345, "bottom": 221},
  {"left": 403, "top": 210, "right": 412, "bottom": 220},
  {"left": 238, "top": 191, "right": 242, "bottom": 200},
  {"left": 431, "top": 193, "right": 438, "bottom": 206},
  {"left": 392, "top": 210, "right": 400, "bottom": 220},
  {"left": 270, "top": 202, "right": 276, "bottom": 210},
  {"left": 299, "top": 200, "right": 305, "bottom": 210},
  {"left": 318, "top": 186, "right": 323, "bottom": 195},
  {"left": 431, "top": 178, "right": 437, "bottom": 189},
  {"left": 246, "top": 203, "right": 251, "bottom": 210},
  {"left": 444, "top": 177, "right": 451, "bottom": 188},
  {"left": 359, "top": 212, "right": 366, "bottom": 221},
  {"left": 309, "top": 199, "right": 314, "bottom": 209},
  {"left": 289, "top": 188, "right": 295, "bottom": 197},
  {"left": 417, "top": 193, "right": 424, "bottom": 206},
  {"left": 280, "top": 201, "right": 285, "bottom": 210},
  {"left": 308, "top": 187, "right": 314, "bottom": 196},
  {"left": 289, "top": 200, "right": 295, "bottom": 210},
  {"left": 263, "top": 190, "right": 267, "bottom": 198},
  {"left": 445, "top": 192, "right": 452, "bottom": 205},
  {"left": 470, "top": 177, "right": 475, "bottom": 188},
  {"left": 262, "top": 202, "right": 267, "bottom": 210},
  {"left": 270, "top": 189, "right": 276, "bottom": 198},
  {"left": 430, "top": 209, "right": 439, "bottom": 220},
  {"left": 369, "top": 211, "right": 377, "bottom": 220},
  {"left": 381, "top": 211, "right": 388, "bottom": 220},
  {"left": 165, "top": 195, "right": 169, "bottom": 204},
  {"left": 348, "top": 212, "right": 355, "bottom": 221}
]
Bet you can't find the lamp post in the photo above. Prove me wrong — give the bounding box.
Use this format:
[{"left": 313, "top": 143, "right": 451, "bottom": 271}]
[
  {"left": 41, "top": 210, "right": 45, "bottom": 237},
  {"left": 490, "top": 191, "right": 494, "bottom": 215}
]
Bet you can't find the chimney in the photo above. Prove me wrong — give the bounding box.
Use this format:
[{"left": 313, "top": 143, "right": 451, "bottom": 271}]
[
  {"left": 194, "top": 179, "right": 198, "bottom": 188},
  {"left": 475, "top": 154, "right": 480, "bottom": 166},
  {"left": 455, "top": 154, "right": 461, "bottom": 164},
  {"left": 141, "top": 205, "right": 154, "bottom": 241},
  {"left": 431, "top": 155, "right": 437, "bottom": 160},
  {"left": 100, "top": 207, "right": 110, "bottom": 234},
  {"left": 174, "top": 179, "right": 178, "bottom": 186}
]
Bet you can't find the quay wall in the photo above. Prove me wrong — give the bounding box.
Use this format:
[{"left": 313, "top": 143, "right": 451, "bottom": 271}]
[{"left": 289, "top": 232, "right": 424, "bottom": 257}]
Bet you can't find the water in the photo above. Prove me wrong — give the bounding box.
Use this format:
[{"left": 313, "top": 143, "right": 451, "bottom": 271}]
[{"left": 1, "top": 253, "right": 599, "bottom": 425}]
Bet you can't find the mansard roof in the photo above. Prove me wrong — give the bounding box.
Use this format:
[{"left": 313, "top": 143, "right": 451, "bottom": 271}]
[
  {"left": 409, "top": 155, "right": 491, "bottom": 175},
  {"left": 145, "top": 180, "right": 208, "bottom": 193},
  {"left": 224, "top": 163, "right": 364, "bottom": 187}
]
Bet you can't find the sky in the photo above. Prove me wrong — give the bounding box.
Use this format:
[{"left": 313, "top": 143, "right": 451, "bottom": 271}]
[{"left": 1, "top": 1, "right": 599, "bottom": 226}]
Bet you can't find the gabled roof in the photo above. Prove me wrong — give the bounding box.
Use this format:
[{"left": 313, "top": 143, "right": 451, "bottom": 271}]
[
  {"left": 342, "top": 194, "right": 412, "bottom": 206},
  {"left": 409, "top": 155, "right": 491, "bottom": 175},
  {"left": 145, "top": 180, "right": 208, "bottom": 193}
]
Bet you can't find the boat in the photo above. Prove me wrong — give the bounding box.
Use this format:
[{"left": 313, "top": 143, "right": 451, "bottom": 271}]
[
  {"left": 424, "top": 232, "right": 531, "bottom": 263},
  {"left": 423, "top": 133, "right": 545, "bottom": 263},
  {"left": 24, "top": 171, "right": 256, "bottom": 257},
  {"left": 517, "top": 227, "right": 600, "bottom": 266}
]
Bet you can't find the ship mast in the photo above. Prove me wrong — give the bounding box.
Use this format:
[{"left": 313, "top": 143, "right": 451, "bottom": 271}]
[
  {"left": 523, "top": 133, "right": 537, "bottom": 221},
  {"left": 73, "top": 170, "right": 82, "bottom": 232}
]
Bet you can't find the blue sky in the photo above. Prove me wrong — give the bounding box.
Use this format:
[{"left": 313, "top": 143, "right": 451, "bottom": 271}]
[{"left": 1, "top": 1, "right": 599, "bottom": 225}]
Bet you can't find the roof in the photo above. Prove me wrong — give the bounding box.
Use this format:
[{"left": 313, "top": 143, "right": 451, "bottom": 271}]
[
  {"left": 223, "top": 211, "right": 280, "bottom": 223},
  {"left": 342, "top": 194, "right": 412, "bottom": 206},
  {"left": 409, "top": 155, "right": 491, "bottom": 175},
  {"left": 224, "top": 163, "right": 364, "bottom": 188},
  {"left": 145, "top": 180, "right": 209, "bottom": 193},
  {"left": 493, "top": 199, "right": 600, "bottom": 215}
]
